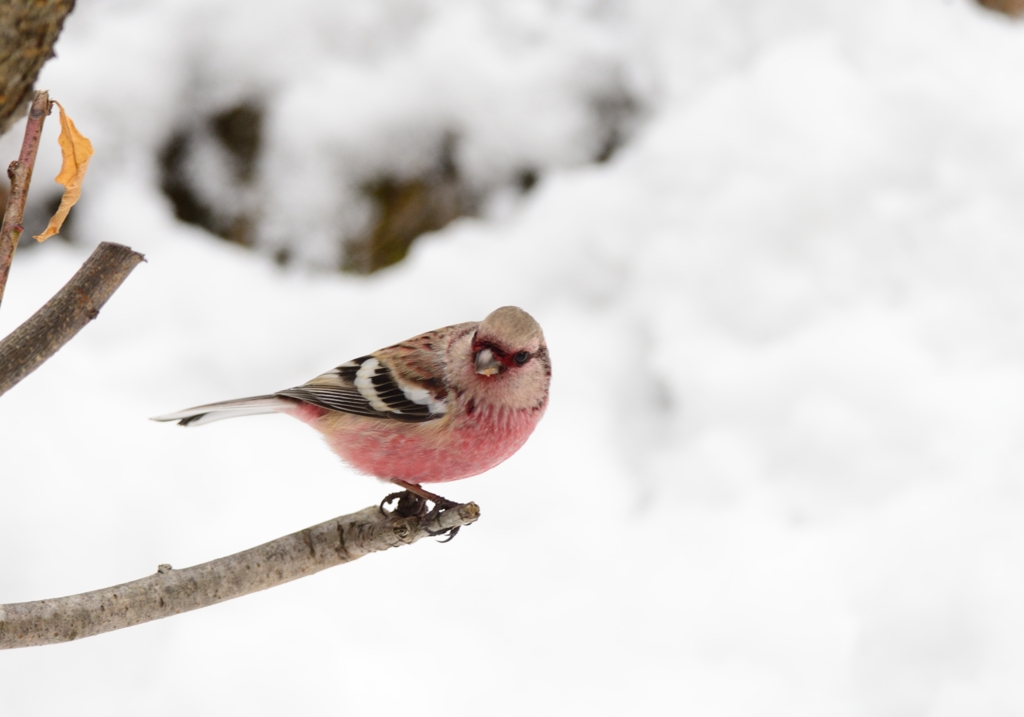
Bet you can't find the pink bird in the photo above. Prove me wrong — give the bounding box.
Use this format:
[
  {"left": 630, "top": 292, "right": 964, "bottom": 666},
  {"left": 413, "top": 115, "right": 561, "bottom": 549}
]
[{"left": 153, "top": 306, "right": 550, "bottom": 516}]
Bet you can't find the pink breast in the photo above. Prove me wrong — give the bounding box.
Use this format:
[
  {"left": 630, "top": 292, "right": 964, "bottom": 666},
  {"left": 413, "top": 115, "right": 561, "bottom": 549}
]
[{"left": 308, "top": 404, "right": 541, "bottom": 484}]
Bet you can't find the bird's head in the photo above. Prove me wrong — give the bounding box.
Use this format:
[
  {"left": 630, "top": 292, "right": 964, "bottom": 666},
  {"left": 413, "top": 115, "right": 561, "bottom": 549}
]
[
  {"left": 472, "top": 306, "right": 547, "bottom": 379},
  {"left": 454, "top": 306, "right": 550, "bottom": 413}
]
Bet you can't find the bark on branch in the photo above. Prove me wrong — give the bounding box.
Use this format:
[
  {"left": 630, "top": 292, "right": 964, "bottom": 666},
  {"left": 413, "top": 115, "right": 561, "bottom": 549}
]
[
  {"left": 0, "top": 241, "right": 144, "bottom": 397},
  {"left": 0, "top": 501, "right": 480, "bottom": 649}
]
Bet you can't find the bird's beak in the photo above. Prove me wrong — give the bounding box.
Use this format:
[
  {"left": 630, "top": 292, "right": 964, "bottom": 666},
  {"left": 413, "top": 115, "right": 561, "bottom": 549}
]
[{"left": 475, "top": 348, "right": 501, "bottom": 376}]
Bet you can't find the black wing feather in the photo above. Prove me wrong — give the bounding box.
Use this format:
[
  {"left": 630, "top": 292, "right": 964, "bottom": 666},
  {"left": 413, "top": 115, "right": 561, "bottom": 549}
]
[{"left": 275, "top": 356, "right": 443, "bottom": 423}]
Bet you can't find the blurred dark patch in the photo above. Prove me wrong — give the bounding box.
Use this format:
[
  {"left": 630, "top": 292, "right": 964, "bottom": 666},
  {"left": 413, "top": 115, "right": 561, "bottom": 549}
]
[
  {"left": 159, "top": 101, "right": 263, "bottom": 247},
  {"left": 343, "top": 135, "right": 472, "bottom": 274},
  {"left": 592, "top": 86, "right": 640, "bottom": 164},
  {"left": 160, "top": 130, "right": 216, "bottom": 233},
  {"left": 976, "top": 0, "right": 1024, "bottom": 16},
  {"left": 156, "top": 82, "right": 641, "bottom": 274},
  {"left": 211, "top": 103, "right": 261, "bottom": 183},
  {"left": 517, "top": 168, "right": 539, "bottom": 193}
]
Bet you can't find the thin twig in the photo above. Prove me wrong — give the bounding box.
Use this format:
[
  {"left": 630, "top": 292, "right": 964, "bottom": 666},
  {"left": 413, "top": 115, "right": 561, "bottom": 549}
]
[
  {"left": 0, "top": 90, "right": 52, "bottom": 308},
  {"left": 0, "top": 501, "right": 480, "bottom": 649},
  {"left": 0, "top": 241, "right": 144, "bottom": 397}
]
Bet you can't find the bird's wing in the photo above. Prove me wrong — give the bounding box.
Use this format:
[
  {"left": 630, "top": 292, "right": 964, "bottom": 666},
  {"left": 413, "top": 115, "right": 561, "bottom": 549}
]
[
  {"left": 277, "top": 323, "right": 479, "bottom": 422},
  {"left": 276, "top": 352, "right": 449, "bottom": 423}
]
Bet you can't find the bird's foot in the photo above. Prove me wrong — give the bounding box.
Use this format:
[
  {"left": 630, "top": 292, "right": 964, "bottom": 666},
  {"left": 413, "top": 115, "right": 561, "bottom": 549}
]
[
  {"left": 379, "top": 490, "right": 428, "bottom": 518},
  {"left": 385, "top": 479, "right": 462, "bottom": 542}
]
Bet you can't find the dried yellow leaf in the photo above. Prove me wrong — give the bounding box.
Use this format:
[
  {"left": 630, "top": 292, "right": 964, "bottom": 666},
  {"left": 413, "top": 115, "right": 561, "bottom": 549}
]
[{"left": 33, "top": 101, "right": 94, "bottom": 242}]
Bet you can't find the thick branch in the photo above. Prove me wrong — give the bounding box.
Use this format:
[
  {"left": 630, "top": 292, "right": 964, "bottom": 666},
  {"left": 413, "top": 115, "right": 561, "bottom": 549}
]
[
  {"left": 0, "top": 501, "right": 480, "bottom": 649},
  {"left": 0, "top": 241, "right": 144, "bottom": 397},
  {"left": 0, "top": 1, "right": 75, "bottom": 136},
  {"left": 0, "top": 89, "right": 51, "bottom": 306}
]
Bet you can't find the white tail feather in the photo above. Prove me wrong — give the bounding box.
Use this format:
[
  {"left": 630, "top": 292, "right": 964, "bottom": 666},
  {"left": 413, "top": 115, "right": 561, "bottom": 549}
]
[{"left": 150, "top": 395, "right": 292, "bottom": 426}]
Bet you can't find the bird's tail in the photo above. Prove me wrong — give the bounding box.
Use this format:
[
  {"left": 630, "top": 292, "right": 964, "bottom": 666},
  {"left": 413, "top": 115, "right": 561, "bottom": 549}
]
[{"left": 150, "top": 395, "right": 294, "bottom": 427}]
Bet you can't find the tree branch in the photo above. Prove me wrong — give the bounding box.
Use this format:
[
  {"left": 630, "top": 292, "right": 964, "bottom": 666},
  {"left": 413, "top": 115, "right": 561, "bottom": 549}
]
[
  {"left": 0, "top": 89, "right": 51, "bottom": 307},
  {"left": 0, "top": 501, "right": 480, "bottom": 649},
  {"left": 0, "top": 2, "right": 75, "bottom": 137},
  {"left": 0, "top": 241, "right": 144, "bottom": 397}
]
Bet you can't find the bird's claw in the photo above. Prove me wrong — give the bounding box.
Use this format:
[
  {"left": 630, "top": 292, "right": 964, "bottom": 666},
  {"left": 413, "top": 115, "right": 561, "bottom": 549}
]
[
  {"left": 422, "top": 499, "right": 462, "bottom": 541},
  {"left": 379, "top": 490, "right": 428, "bottom": 517},
  {"left": 380, "top": 487, "right": 463, "bottom": 542},
  {"left": 426, "top": 524, "right": 460, "bottom": 543},
  {"left": 383, "top": 480, "right": 464, "bottom": 542}
]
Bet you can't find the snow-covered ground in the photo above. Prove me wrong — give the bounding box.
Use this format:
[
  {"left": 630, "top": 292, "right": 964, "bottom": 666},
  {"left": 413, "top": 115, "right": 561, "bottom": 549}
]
[{"left": 4, "top": 0, "right": 1024, "bottom": 714}]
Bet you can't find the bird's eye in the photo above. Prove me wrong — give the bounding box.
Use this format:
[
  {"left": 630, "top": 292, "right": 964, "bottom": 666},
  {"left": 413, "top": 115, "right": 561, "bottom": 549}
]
[{"left": 513, "top": 350, "right": 531, "bottom": 365}]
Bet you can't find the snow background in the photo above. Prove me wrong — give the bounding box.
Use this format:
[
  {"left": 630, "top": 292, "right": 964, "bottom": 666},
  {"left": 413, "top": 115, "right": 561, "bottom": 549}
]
[{"left": 3, "top": 0, "right": 1024, "bottom": 714}]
